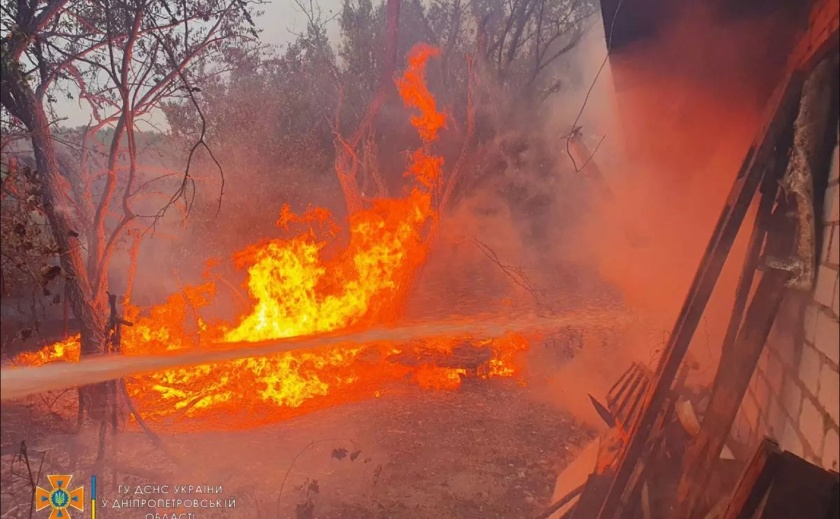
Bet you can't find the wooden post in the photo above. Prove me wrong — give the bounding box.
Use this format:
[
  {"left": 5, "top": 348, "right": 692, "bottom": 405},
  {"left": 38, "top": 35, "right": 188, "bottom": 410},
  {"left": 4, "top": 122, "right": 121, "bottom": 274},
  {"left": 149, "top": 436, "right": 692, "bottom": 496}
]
[
  {"left": 676, "top": 266, "right": 790, "bottom": 517},
  {"left": 717, "top": 175, "right": 781, "bottom": 371},
  {"left": 595, "top": 72, "right": 805, "bottom": 519},
  {"left": 107, "top": 293, "right": 120, "bottom": 435}
]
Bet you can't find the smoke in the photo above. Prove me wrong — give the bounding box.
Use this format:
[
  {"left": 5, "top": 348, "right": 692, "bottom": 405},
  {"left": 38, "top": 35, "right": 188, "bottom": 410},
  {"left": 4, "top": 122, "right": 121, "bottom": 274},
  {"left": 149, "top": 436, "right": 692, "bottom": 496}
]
[
  {"left": 80, "top": 0, "right": 802, "bottom": 430},
  {"left": 526, "top": 1, "right": 802, "bottom": 423}
]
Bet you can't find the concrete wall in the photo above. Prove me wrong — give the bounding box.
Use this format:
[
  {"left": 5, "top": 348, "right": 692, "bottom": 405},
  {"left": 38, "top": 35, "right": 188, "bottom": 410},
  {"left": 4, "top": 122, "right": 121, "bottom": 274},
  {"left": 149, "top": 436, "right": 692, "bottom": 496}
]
[
  {"left": 729, "top": 0, "right": 839, "bottom": 473},
  {"left": 732, "top": 135, "right": 839, "bottom": 470}
]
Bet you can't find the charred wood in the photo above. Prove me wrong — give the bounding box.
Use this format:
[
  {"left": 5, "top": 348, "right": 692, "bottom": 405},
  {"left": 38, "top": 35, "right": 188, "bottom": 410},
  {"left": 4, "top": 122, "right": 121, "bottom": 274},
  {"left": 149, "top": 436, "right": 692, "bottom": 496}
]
[
  {"left": 676, "top": 267, "right": 790, "bottom": 517},
  {"left": 766, "top": 56, "right": 837, "bottom": 290}
]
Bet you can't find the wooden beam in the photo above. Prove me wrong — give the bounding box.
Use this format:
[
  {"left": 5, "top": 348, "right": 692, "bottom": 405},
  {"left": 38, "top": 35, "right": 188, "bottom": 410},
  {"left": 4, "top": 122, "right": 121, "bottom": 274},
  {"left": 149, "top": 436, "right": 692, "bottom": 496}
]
[
  {"left": 676, "top": 266, "right": 791, "bottom": 517},
  {"left": 595, "top": 70, "right": 805, "bottom": 519},
  {"left": 717, "top": 176, "right": 780, "bottom": 371},
  {"left": 669, "top": 170, "right": 785, "bottom": 515}
]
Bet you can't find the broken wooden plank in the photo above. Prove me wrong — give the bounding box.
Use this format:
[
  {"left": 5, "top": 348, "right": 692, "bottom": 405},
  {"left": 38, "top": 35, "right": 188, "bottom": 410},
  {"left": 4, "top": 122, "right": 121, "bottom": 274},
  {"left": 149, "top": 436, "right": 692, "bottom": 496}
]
[
  {"left": 534, "top": 483, "right": 586, "bottom": 519},
  {"left": 596, "top": 429, "right": 624, "bottom": 475},
  {"left": 548, "top": 438, "right": 602, "bottom": 519},
  {"left": 718, "top": 174, "right": 781, "bottom": 372},
  {"left": 595, "top": 70, "right": 806, "bottom": 519}
]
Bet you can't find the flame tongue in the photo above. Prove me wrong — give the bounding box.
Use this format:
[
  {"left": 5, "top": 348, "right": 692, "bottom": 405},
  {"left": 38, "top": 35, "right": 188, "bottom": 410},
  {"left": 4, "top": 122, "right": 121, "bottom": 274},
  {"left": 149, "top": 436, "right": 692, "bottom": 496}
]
[{"left": 13, "top": 44, "right": 528, "bottom": 430}]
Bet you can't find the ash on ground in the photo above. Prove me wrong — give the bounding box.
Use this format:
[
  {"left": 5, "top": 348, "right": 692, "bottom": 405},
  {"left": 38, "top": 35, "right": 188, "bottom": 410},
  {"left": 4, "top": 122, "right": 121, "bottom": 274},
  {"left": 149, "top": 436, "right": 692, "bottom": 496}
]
[{"left": 1, "top": 380, "right": 594, "bottom": 519}]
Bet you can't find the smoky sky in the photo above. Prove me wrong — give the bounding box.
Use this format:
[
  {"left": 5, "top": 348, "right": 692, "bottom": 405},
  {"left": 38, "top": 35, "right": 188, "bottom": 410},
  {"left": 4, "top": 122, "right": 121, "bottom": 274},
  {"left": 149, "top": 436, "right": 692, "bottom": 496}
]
[{"left": 52, "top": 0, "right": 346, "bottom": 127}]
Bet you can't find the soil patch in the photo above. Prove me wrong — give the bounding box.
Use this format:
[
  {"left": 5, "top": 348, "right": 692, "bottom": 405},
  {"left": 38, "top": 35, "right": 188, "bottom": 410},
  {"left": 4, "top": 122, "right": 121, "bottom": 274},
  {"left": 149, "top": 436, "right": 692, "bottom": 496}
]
[{"left": 1, "top": 380, "right": 593, "bottom": 519}]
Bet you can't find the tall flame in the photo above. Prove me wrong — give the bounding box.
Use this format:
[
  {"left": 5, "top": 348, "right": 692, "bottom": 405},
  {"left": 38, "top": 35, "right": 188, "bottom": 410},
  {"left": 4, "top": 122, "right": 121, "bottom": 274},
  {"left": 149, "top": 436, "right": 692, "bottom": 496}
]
[{"left": 13, "top": 44, "right": 528, "bottom": 429}]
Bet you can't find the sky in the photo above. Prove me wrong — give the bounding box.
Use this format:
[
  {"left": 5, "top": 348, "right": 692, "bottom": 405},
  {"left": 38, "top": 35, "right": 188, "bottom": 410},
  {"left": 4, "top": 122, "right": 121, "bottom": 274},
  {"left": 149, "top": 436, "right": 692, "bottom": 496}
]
[
  {"left": 259, "top": 0, "right": 345, "bottom": 48},
  {"left": 55, "top": 0, "right": 345, "bottom": 127}
]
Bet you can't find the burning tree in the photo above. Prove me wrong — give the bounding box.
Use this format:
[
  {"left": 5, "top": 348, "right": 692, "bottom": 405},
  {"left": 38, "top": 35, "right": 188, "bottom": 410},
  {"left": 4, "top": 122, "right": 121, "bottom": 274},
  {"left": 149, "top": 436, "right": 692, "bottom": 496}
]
[
  {"left": 165, "top": 0, "right": 599, "bottom": 259},
  {"left": 5, "top": 0, "right": 599, "bottom": 432},
  {"left": 9, "top": 36, "right": 534, "bottom": 431},
  {"left": 330, "top": 0, "right": 599, "bottom": 218},
  {"left": 0, "top": 0, "right": 258, "bottom": 421}
]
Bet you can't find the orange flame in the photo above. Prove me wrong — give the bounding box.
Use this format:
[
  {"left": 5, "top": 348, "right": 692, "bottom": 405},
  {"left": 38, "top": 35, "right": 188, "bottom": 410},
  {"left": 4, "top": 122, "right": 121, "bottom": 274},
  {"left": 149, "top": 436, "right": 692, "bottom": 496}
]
[
  {"left": 396, "top": 44, "right": 446, "bottom": 143},
  {"left": 14, "top": 44, "right": 528, "bottom": 429}
]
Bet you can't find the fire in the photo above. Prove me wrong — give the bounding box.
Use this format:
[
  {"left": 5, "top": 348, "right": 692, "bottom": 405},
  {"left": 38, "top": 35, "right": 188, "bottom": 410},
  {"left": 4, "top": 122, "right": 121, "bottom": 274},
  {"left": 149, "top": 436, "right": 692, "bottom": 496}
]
[
  {"left": 396, "top": 44, "right": 447, "bottom": 144},
  {"left": 13, "top": 44, "right": 529, "bottom": 429},
  {"left": 15, "top": 334, "right": 81, "bottom": 365}
]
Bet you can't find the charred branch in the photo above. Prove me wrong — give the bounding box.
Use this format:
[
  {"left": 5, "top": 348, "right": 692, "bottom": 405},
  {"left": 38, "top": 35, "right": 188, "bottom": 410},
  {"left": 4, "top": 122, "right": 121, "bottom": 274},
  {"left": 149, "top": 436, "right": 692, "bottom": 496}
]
[
  {"left": 440, "top": 54, "right": 477, "bottom": 217},
  {"left": 475, "top": 238, "right": 538, "bottom": 296},
  {"left": 332, "top": 0, "right": 401, "bottom": 215}
]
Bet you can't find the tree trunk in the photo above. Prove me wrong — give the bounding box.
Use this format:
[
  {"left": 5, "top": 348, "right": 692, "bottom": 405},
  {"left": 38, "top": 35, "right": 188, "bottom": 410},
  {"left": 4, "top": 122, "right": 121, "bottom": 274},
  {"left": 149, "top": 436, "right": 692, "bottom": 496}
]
[
  {"left": 333, "top": 0, "right": 401, "bottom": 217},
  {"left": 7, "top": 67, "right": 110, "bottom": 421},
  {"left": 334, "top": 152, "right": 364, "bottom": 216}
]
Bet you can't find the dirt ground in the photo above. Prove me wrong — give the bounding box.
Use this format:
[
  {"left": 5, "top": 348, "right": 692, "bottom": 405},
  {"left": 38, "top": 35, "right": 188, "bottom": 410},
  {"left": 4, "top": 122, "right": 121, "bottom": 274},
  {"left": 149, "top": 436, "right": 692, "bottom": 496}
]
[{"left": 0, "top": 378, "right": 594, "bottom": 519}]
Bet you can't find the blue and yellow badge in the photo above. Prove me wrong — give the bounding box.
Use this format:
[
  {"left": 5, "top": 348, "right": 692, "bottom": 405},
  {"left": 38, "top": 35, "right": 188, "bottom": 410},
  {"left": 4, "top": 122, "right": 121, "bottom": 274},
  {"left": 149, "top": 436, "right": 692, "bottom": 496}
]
[{"left": 34, "top": 475, "right": 84, "bottom": 519}]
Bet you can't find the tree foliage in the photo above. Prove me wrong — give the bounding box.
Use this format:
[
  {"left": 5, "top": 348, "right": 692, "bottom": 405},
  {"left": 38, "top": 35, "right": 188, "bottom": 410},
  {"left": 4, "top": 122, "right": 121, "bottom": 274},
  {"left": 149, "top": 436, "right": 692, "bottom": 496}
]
[
  {"left": 1, "top": 0, "right": 599, "bottom": 346},
  {"left": 159, "top": 0, "right": 598, "bottom": 271},
  {"left": 0, "top": 0, "right": 259, "bottom": 419}
]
